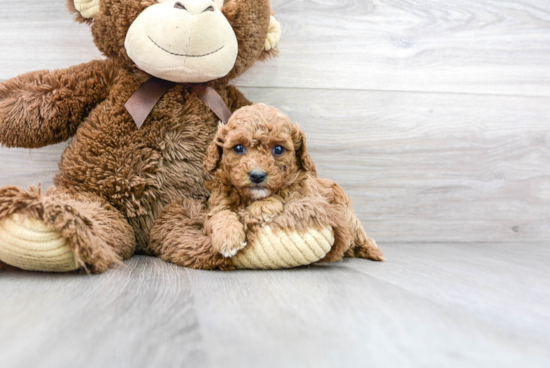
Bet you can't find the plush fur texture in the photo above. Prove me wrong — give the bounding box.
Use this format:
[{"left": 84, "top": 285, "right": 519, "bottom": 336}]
[
  {"left": 148, "top": 104, "right": 384, "bottom": 269},
  {"left": 0, "top": 0, "right": 275, "bottom": 272}
]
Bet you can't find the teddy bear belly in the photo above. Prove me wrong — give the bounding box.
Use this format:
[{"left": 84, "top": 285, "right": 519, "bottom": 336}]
[
  {"left": 54, "top": 91, "right": 219, "bottom": 251},
  {"left": 231, "top": 225, "right": 335, "bottom": 270}
]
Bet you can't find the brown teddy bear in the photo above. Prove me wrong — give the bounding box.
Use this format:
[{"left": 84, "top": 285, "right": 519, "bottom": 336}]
[
  {"left": 0, "top": 0, "right": 283, "bottom": 273},
  {"left": 148, "top": 104, "right": 384, "bottom": 270}
]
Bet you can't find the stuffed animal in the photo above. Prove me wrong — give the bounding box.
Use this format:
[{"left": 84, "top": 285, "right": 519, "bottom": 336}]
[
  {"left": 0, "top": 0, "right": 283, "bottom": 273},
  {"left": 148, "top": 104, "right": 385, "bottom": 270}
]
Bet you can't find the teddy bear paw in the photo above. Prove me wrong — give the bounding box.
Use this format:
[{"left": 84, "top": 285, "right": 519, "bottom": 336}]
[{"left": 0, "top": 213, "right": 78, "bottom": 272}]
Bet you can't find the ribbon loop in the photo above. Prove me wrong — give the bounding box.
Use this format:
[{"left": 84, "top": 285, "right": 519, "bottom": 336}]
[{"left": 125, "top": 77, "right": 233, "bottom": 129}]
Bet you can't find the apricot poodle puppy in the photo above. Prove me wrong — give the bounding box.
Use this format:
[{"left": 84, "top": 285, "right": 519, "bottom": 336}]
[{"left": 148, "top": 104, "right": 384, "bottom": 269}]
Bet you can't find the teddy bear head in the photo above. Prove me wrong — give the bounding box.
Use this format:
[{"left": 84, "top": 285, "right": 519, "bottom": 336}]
[{"left": 67, "top": 0, "right": 280, "bottom": 83}]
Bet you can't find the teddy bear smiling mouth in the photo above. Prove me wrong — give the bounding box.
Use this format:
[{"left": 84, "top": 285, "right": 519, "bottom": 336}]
[{"left": 147, "top": 35, "right": 225, "bottom": 57}]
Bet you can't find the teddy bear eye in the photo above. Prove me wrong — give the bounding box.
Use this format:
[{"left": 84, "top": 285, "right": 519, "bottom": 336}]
[
  {"left": 233, "top": 144, "right": 245, "bottom": 154},
  {"left": 272, "top": 145, "right": 285, "bottom": 156}
]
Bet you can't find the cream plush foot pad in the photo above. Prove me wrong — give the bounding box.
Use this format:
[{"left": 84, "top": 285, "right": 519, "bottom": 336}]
[
  {"left": 232, "top": 225, "right": 334, "bottom": 270},
  {"left": 0, "top": 214, "right": 78, "bottom": 272}
]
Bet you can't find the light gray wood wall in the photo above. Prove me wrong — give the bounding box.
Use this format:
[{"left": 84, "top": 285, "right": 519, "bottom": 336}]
[{"left": 0, "top": 0, "right": 549, "bottom": 243}]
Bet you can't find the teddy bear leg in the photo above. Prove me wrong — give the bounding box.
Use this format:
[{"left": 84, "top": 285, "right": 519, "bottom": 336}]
[
  {"left": 0, "top": 185, "right": 135, "bottom": 273},
  {"left": 148, "top": 199, "right": 235, "bottom": 270}
]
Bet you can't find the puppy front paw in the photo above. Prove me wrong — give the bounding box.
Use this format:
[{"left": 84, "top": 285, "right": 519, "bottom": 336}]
[
  {"left": 246, "top": 197, "right": 284, "bottom": 223},
  {"left": 211, "top": 228, "right": 247, "bottom": 258},
  {"left": 221, "top": 240, "right": 248, "bottom": 258}
]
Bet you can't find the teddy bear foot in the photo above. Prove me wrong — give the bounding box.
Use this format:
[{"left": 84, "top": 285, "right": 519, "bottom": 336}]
[
  {"left": 0, "top": 185, "right": 135, "bottom": 273},
  {"left": 0, "top": 213, "right": 78, "bottom": 272}
]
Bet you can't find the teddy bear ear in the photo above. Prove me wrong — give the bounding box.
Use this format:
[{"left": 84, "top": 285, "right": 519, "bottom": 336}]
[
  {"left": 72, "top": 0, "right": 100, "bottom": 19},
  {"left": 264, "top": 16, "right": 281, "bottom": 52}
]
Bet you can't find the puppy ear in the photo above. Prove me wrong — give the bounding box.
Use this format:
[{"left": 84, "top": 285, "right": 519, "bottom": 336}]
[
  {"left": 204, "top": 126, "right": 227, "bottom": 175},
  {"left": 294, "top": 126, "right": 316, "bottom": 174},
  {"left": 205, "top": 141, "right": 222, "bottom": 175}
]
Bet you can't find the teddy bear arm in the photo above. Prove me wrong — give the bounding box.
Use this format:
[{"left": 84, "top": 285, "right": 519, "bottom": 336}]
[
  {"left": 0, "top": 59, "right": 118, "bottom": 148},
  {"left": 231, "top": 197, "right": 338, "bottom": 270},
  {"left": 265, "top": 195, "right": 354, "bottom": 263}
]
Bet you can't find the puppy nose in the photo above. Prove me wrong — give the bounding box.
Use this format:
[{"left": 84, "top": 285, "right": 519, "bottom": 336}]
[{"left": 249, "top": 171, "right": 267, "bottom": 184}]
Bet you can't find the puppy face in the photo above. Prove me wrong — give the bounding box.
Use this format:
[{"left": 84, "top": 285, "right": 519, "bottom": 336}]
[{"left": 205, "top": 104, "right": 315, "bottom": 202}]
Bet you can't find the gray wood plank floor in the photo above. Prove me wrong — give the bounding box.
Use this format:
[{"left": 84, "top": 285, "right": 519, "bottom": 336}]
[
  {"left": 1, "top": 0, "right": 549, "bottom": 367},
  {"left": 1, "top": 243, "right": 549, "bottom": 368}
]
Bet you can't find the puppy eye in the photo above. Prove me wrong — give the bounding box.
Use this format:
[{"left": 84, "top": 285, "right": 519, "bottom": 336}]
[
  {"left": 233, "top": 144, "right": 245, "bottom": 154},
  {"left": 272, "top": 145, "right": 285, "bottom": 156}
]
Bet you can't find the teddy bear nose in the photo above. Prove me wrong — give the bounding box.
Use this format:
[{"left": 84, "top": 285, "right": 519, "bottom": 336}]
[
  {"left": 174, "top": 1, "right": 215, "bottom": 14},
  {"left": 249, "top": 171, "right": 267, "bottom": 184},
  {"left": 174, "top": 2, "right": 187, "bottom": 10}
]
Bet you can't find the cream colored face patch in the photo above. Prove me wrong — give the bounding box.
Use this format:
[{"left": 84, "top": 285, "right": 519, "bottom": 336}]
[{"left": 125, "top": 0, "right": 238, "bottom": 83}]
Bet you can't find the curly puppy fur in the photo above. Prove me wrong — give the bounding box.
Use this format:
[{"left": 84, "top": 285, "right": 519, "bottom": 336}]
[{"left": 148, "top": 104, "right": 384, "bottom": 269}]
